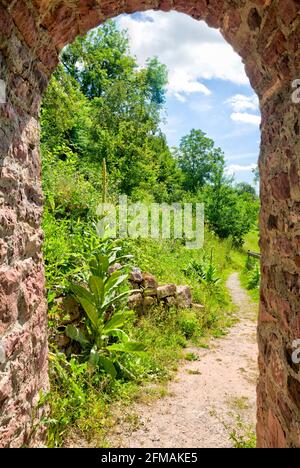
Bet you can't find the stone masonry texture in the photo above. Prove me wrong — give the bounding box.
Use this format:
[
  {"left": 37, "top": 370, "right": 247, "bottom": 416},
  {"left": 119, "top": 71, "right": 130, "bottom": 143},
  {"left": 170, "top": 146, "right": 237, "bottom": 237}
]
[{"left": 0, "top": 0, "right": 300, "bottom": 448}]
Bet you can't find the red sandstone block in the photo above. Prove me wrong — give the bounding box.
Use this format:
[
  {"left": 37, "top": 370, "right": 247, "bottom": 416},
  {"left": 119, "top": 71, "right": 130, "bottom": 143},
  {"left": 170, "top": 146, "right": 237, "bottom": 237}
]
[
  {"left": 290, "top": 314, "right": 300, "bottom": 340},
  {"left": 262, "top": 31, "right": 286, "bottom": 67},
  {"left": 97, "top": 0, "right": 117, "bottom": 18},
  {"left": 79, "top": 8, "right": 104, "bottom": 35},
  {"left": 11, "top": 1, "right": 39, "bottom": 48},
  {"left": 257, "top": 5, "right": 278, "bottom": 54},
  {"left": 277, "top": 395, "right": 293, "bottom": 429},
  {"left": 124, "top": 0, "right": 153, "bottom": 14},
  {"left": 3, "top": 329, "right": 31, "bottom": 360},
  {"left": 270, "top": 172, "right": 291, "bottom": 201},
  {"left": 36, "top": 44, "right": 59, "bottom": 71},
  {"left": 158, "top": 0, "right": 173, "bottom": 12},
  {"left": 283, "top": 270, "right": 300, "bottom": 296},
  {"left": 0, "top": 239, "right": 7, "bottom": 264},
  {"left": 42, "top": 3, "right": 74, "bottom": 31},
  {"left": 278, "top": 0, "right": 299, "bottom": 26},
  {"left": 267, "top": 409, "right": 287, "bottom": 448},
  {"left": 266, "top": 376, "right": 278, "bottom": 407},
  {"left": 289, "top": 22, "right": 300, "bottom": 53},
  {"left": 0, "top": 298, "right": 18, "bottom": 335},
  {"left": 13, "top": 140, "right": 28, "bottom": 163},
  {"left": 31, "top": 0, "right": 52, "bottom": 11},
  {"left": 0, "top": 5, "right": 13, "bottom": 36},
  {"left": 259, "top": 305, "right": 277, "bottom": 324},
  {"left": 0, "top": 208, "right": 17, "bottom": 235},
  {"left": 252, "top": 0, "right": 272, "bottom": 6},
  {"left": 222, "top": 10, "right": 242, "bottom": 43},
  {"left": 270, "top": 350, "right": 286, "bottom": 387},
  {"left": 51, "top": 21, "right": 80, "bottom": 50},
  {"left": 206, "top": 0, "right": 224, "bottom": 28},
  {"left": 78, "top": 0, "right": 99, "bottom": 9},
  {"left": 290, "top": 161, "right": 300, "bottom": 201}
]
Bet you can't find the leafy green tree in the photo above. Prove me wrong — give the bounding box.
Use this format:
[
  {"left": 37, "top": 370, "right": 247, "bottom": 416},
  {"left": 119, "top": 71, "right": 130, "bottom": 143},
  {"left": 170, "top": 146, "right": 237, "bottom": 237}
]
[
  {"left": 41, "top": 20, "right": 182, "bottom": 203},
  {"left": 235, "top": 182, "right": 257, "bottom": 198},
  {"left": 204, "top": 170, "right": 258, "bottom": 246},
  {"left": 174, "top": 129, "right": 225, "bottom": 193},
  {"left": 41, "top": 65, "right": 91, "bottom": 153},
  {"left": 61, "top": 21, "right": 136, "bottom": 99}
]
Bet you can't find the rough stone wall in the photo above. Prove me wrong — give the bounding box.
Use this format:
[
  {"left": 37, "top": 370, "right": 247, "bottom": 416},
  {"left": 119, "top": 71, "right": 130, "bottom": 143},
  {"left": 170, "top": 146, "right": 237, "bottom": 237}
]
[
  {"left": 258, "top": 86, "right": 300, "bottom": 448},
  {"left": 0, "top": 0, "right": 299, "bottom": 448},
  {"left": 0, "top": 2, "right": 50, "bottom": 447}
]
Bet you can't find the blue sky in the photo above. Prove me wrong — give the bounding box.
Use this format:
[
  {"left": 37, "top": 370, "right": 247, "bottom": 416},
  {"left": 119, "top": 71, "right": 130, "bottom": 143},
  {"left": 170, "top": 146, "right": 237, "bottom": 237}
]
[{"left": 116, "top": 10, "right": 260, "bottom": 186}]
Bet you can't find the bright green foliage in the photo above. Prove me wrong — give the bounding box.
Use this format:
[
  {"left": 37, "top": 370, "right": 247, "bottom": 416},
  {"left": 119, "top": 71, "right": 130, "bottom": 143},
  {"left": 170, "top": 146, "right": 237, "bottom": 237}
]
[
  {"left": 42, "top": 19, "right": 258, "bottom": 245},
  {"left": 175, "top": 129, "right": 225, "bottom": 193},
  {"left": 183, "top": 250, "right": 220, "bottom": 286},
  {"left": 40, "top": 18, "right": 261, "bottom": 448},
  {"left": 43, "top": 352, "right": 113, "bottom": 448},
  {"left": 67, "top": 251, "right": 144, "bottom": 379},
  {"left": 61, "top": 21, "right": 138, "bottom": 100},
  {"left": 247, "top": 264, "right": 260, "bottom": 290},
  {"left": 244, "top": 256, "right": 260, "bottom": 291},
  {"left": 235, "top": 182, "right": 257, "bottom": 198},
  {"left": 228, "top": 415, "right": 256, "bottom": 449},
  {"left": 41, "top": 21, "right": 181, "bottom": 203},
  {"left": 203, "top": 170, "right": 259, "bottom": 247},
  {"left": 178, "top": 311, "right": 200, "bottom": 339}
]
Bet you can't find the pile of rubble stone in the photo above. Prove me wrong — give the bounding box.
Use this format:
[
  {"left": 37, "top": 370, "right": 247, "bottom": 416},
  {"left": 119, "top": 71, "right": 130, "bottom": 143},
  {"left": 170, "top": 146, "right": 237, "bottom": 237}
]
[
  {"left": 126, "top": 267, "right": 204, "bottom": 315},
  {"left": 52, "top": 266, "right": 205, "bottom": 351}
]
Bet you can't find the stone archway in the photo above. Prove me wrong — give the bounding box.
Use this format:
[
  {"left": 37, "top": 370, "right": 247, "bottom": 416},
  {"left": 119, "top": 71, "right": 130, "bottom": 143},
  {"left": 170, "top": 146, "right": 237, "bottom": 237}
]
[{"left": 0, "top": 0, "right": 299, "bottom": 448}]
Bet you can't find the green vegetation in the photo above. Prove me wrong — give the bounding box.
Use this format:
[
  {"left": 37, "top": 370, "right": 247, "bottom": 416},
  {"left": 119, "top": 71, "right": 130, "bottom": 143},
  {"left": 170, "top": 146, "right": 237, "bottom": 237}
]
[
  {"left": 41, "top": 19, "right": 260, "bottom": 447},
  {"left": 67, "top": 251, "right": 145, "bottom": 379},
  {"left": 239, "top": 229, "right": 260, "bottom": 302},
  {"left": 227, "top": 415, "right": 257, "bottom": 449}
]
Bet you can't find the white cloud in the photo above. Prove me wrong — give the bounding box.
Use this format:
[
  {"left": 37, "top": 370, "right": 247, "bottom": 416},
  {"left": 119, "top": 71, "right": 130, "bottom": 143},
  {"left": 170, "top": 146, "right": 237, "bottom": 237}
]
[
  {"left": 226, "top": 163, "right": 257, "bottom": 175},
  {"left": 226, "top": 94, "right": 259, "bottom": 112},
  {"left": 225, "top": 94, "right": 260, "bottom": 127},
  {"left": 230, "top": 112, "right": 261, "bottom": 126},
  {"left": 117, "top": 11, "right": 249, "bottom": 101}
]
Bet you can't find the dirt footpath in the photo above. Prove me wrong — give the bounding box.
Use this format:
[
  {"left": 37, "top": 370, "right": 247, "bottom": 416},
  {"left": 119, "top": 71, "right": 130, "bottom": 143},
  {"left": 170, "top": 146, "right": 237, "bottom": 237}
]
[{"left": 110, "top": 272, "right": 258, "bottom": 448}]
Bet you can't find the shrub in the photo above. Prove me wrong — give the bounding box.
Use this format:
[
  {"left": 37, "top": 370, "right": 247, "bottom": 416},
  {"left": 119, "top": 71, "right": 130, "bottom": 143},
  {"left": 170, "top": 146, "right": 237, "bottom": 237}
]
[
  {"left": 247, "top": 263, "right": 260, "bottom": 290},
  {"left": 178, "top": 311, "right": 200, "bottom": 339},
  {"left": 183, "top": 251, "right": 220, "bottom": 286}
]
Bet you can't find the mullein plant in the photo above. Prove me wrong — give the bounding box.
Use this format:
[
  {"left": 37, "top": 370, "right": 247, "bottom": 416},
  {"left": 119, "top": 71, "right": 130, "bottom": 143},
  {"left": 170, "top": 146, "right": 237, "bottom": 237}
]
[{"left": 66, "top": 251, "right": 144, "bottom": 379}]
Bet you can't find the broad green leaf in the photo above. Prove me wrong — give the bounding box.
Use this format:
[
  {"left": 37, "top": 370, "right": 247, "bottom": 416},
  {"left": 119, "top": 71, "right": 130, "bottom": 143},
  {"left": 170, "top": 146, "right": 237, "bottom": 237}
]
[
  {"left": 77, "top": 297, "right": 98, "bottom": 329},
  {"left": 89, "top": 275, "right": 104, "bottom": 304},
  {"left": 116, "top": 361, "right": 136, "bottom": 380},
  {"left": 98, "top": 356, "right": 117, "bottom": 379},
  {"left": 107, "top": 342, "right": 145, "bottom": 353},
  {"left": 105, "top": 274, "right": 128, "bottom": 293},
  {"left": 71, "top": 283, "right": 94, "bottom": 305},
  {"left": 106, "top": 329, "right": 130, "bottom": 342},
  {"left": 90, "top": 255, "right": 108, "bottom": 277},
  {"left": 101, "top": 290, "right": 133, "bottom": 312},
  {"left": 104, "top": 269, "right": 121, "bottom": 285},
  {"left": 66, "top": 325, "right": 89, "bottom": 347},
  {"left": 102, "top": 311, "right": 128, "bottom": 333}
]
